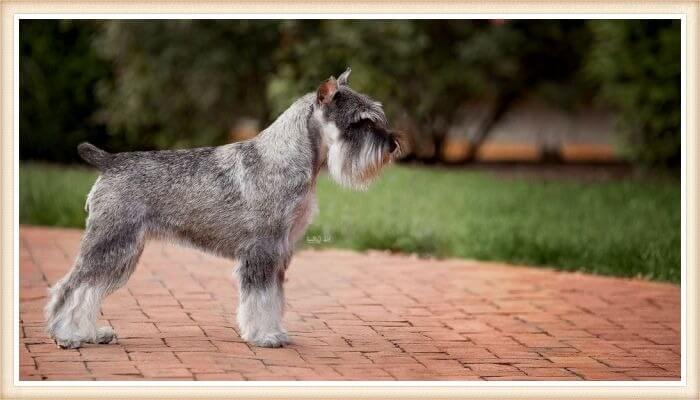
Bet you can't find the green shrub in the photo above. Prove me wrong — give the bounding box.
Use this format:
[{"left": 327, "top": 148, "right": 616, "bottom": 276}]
[
  {"left": 586, "top": 20, "right": 681, "bottom": 167},
  {"left": 20, "top": 20, "right": 110, "bottom": 162},
  {"left": 20, "top": 20, "right": 680, "bottom": 169}
]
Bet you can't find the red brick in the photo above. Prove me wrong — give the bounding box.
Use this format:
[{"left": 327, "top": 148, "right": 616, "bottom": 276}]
[
  {"left": 156, "top": 324, "right": 205, "bottom": 337},
  {"left": 465, "top": 363, "right": 521, "bottom": 377},
  {"left": 19, "top": 226, "right": 681, "bottom": 382},
  {"left": 163, "top": 338, "right": 216, "bottom": 351},
  {"left": 27, "top": 343, "right": 73, "bottom": 353},
  {"left": 398, "top": 343, "right": 440, "bottom": 353},
  {"left": 213, "top": 341, "right": 255, "bottom": 357},
  {"left": 200, "top": 325, "right": 239, "bottom": 339},
  {"left": 334, "top": 366, "right": 394, "bottom": 380},
  {"left": 87, "top": 361, "right": 140, "bottom": 375},
  {"left": 620, "top": 367, "right": 679, "bottom": 378},
  {"left": 37, "top": 361, "right": 87, "bottom": 375},
  {"left": 546, "top": 356, "right": 607, "bottom": 368},
  {"left": 520, "top": 367, "right": 577, "bottom": 377},
  {"left": 512, "top": 333, "right": 568, "bottom": 348},
  {"left": 443, "top": 319, "right": 494, "bottom": 333},
  {"left": 595, "top": 357, "right": 654, "bottom": 368},
  {"left": 110, "top": 322, "right": 160, "bottom": 338},
  {"left": 79, "top": 346, "right": 129, "bottom": 361},
  {"left": 568, "top": 368, "right": 630, "bottom": 380}
]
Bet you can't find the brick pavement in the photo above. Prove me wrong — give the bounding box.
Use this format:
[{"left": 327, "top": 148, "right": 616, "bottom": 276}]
[{"left": 18, "top": 226, "right": 681, "bottom": 381}]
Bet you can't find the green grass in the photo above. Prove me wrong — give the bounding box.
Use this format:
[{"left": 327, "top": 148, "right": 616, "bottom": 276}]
[{"left": 20, "top": 162, "right": 681, "bottom": 283}]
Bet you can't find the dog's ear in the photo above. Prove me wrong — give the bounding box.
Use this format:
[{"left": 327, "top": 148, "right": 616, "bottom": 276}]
[
  {"left": 316, "top": 77, "right": 338, "bottom": 105},
  {"left": 337, "top": 67, "right": 351, "bottom": 86}
]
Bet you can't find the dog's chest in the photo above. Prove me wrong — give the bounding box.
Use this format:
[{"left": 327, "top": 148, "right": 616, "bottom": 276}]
[{"left": 289, "top": 189, "right": 317, "bottom": 244}]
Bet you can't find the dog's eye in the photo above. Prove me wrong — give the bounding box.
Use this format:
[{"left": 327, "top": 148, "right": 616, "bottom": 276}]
[{"left": 348, "top": 119, "right": 372, "bottom": 131}]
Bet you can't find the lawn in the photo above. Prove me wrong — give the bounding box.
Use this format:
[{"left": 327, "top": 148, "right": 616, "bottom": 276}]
[{"left": 20, "top": 162, "right": 681, "bottom": 283}]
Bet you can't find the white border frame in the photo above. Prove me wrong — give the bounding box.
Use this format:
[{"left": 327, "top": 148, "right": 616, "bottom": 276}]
[{"left": 12, "top": 12, "right": 688, "bottom": 389}]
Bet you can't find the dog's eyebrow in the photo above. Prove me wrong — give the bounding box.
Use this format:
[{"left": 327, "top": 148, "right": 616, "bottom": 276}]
[
  {"left": 357, "top": 111, "right": 381, "bottom": 121},
  {"left": 356, "top": 102, "right": 387, "bottom": 122}
]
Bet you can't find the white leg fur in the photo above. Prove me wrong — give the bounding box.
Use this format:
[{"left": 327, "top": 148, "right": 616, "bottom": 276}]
[
  {"left": 236, "top": 281, "right": 288, "bottom": 348},
  {"left": 45, "top": 281, "right": 112, "bottom": 348}
]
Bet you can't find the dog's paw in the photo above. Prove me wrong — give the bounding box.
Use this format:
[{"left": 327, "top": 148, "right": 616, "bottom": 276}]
[
  {"left": 55, "top": 338, "right": 83, "bottom": 349},
  {"left": 252, "top": 331, "right": 289, "bottom": 348},
  {"left": 95, "top": 326, "right": 116, "bottom": 344},
  {"left": 238, "top": 327, "right": 253, "bottom": 343}
]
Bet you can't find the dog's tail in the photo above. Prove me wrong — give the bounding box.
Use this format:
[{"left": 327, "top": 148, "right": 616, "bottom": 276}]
[{"left": 77, "top": 142, "right": 113, "bottom": 170}]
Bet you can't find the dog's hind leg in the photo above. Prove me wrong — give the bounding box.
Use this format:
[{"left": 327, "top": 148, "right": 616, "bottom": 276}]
[
  {"left": 235, "top": 242, "right": 289, "bottom": 348},
  {"left": 45, "top": 219, "right": 146, "bottom": 348}
]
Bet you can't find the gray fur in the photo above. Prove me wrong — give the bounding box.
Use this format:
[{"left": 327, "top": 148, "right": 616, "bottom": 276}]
[{"left": 45, "top": 69, "right": 399, "bottom": 348}]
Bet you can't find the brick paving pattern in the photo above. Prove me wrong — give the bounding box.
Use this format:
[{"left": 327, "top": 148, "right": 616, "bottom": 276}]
[{"left": 19, "top": 226, "right": 680, "bottom": 381}]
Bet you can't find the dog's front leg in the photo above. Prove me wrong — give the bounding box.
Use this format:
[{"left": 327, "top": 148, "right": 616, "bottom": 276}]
[{"left": 235, "top": 244, "right": 289, "bottom": 348}]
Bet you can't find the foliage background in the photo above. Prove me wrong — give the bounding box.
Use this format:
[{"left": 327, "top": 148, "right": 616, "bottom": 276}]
[{"left": 20, "top": 19, "right": 681, "bottom": 167}]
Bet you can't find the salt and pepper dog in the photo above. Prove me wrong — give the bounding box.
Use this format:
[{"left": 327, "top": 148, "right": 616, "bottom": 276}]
[{"left": 45, "top": 68, "right": 400, "bottom": 348}]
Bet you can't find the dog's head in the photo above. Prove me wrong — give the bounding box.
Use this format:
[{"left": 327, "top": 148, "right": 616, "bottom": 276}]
[{"left": 312, "top": 68, "right": 401, "bottom": 189}]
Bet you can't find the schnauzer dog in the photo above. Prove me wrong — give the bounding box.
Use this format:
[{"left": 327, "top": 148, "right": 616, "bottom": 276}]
[{"left": 45, "top": 68, "right": 400, "bottom": 348}]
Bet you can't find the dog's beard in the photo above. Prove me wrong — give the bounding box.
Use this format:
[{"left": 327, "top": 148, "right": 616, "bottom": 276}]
[{"left": 327, "top": 138, "right": 391, "bottom": 190}]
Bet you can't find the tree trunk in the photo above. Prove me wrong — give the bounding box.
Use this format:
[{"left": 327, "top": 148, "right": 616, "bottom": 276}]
[
  {"left": 425, "top": 130, "right": 447, "bottom": 164},
  {"left": 461, "top": 93, "right": 517, "bottom": 163},
  {"left": 423, "top": 112, "right": 454, "bottom": 164}
]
